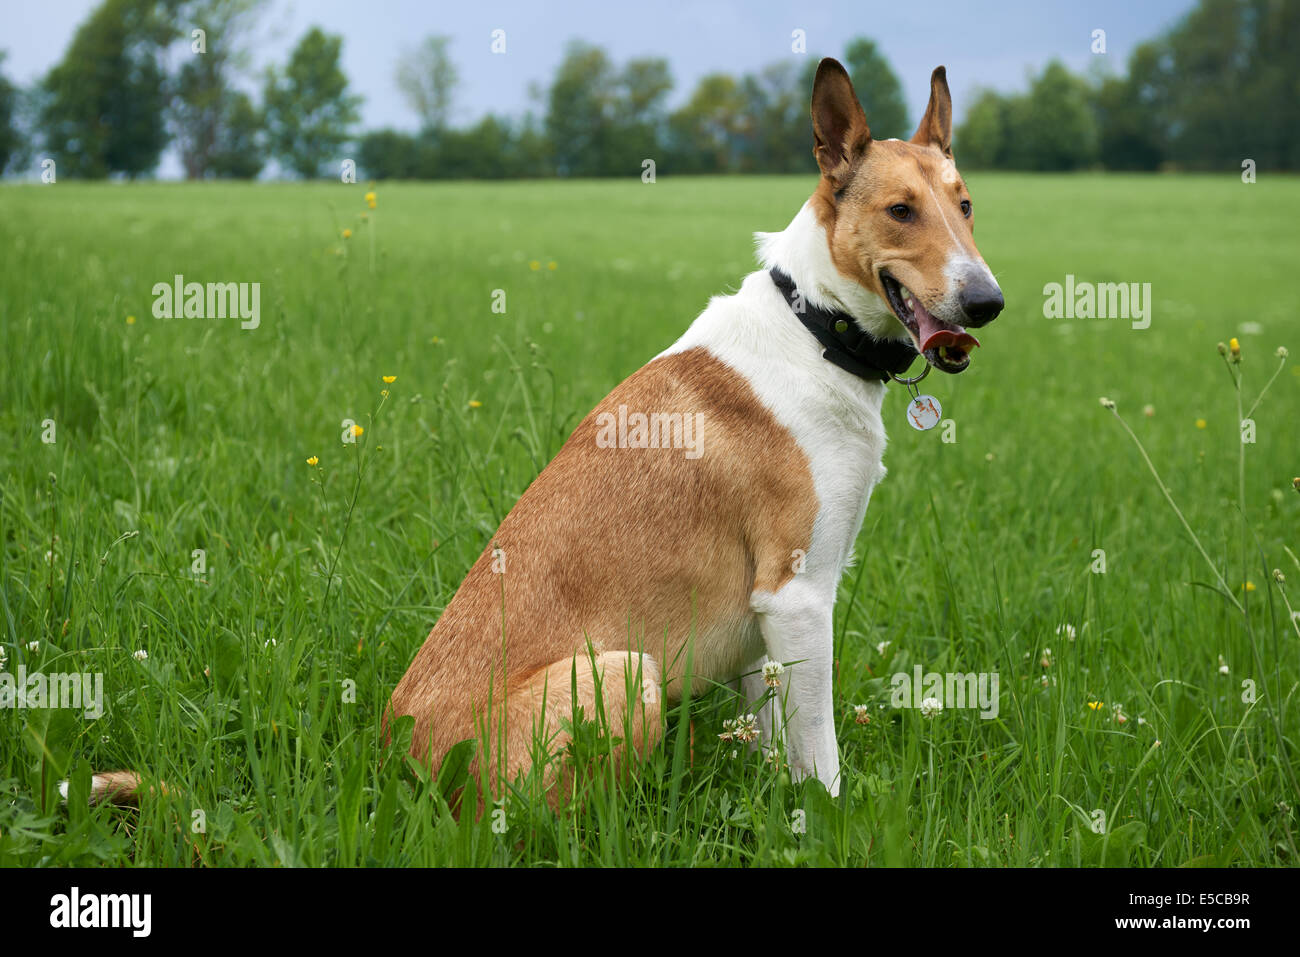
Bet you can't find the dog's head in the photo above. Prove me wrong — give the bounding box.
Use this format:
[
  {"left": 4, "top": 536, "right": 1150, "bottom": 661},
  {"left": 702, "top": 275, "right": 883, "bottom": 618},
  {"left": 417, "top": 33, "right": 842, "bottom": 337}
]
[{"left": 809, "top": 58, "right": 1002, "bottom": 373}]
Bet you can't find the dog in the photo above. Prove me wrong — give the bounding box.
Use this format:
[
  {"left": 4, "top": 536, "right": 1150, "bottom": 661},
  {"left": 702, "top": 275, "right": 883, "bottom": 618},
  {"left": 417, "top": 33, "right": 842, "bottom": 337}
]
[
  {"left": 384, "top": 58, "right": 1003, "bottom": 802},
  {"left": 80, "top": 58, "right": 1002, "bottom": 807}
]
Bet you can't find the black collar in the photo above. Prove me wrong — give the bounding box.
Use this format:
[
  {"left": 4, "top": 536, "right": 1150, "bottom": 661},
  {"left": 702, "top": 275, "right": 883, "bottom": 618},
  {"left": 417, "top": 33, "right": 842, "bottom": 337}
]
[{"left": 769, "top": 267, "right": 918, "bottom": 383}]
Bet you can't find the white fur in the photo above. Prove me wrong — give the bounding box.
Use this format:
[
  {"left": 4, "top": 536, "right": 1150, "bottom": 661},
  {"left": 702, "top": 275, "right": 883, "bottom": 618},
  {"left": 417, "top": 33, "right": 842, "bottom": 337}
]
[{"left": 660, "top": 201, "right": 899, "bottom": 796}]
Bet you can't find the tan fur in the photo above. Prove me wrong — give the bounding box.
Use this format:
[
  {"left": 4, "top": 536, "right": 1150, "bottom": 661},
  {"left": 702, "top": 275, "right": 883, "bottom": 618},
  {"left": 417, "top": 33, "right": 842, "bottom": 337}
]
[
  {"left": 386, "top": 347, "right": 818, "bottom": 794},
  {"left": 86, "top": 770, "right": 161, "bottom": 805}
]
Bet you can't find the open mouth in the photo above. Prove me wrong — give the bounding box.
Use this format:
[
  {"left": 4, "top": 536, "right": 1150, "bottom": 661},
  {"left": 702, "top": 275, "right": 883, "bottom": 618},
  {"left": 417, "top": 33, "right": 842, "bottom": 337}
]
[{"left": 879, "top": 272, "right": 979, "bottom": 374}]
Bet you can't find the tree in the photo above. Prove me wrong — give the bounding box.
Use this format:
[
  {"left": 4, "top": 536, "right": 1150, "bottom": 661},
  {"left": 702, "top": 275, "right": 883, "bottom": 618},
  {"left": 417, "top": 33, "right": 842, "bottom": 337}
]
[
  {"left": 39, "top": 0, "right": 173, "bottom": 178},
  {"left": 168, "top": 0, "right": 266, "bottom": 179},
  {"left": 263, "top": 27, "right": 361, "bottom": 178},
  {"left": 544, "top": 41, "right": 618, "bottom": 177},
  {"left": 668, "top": 73, "right": 747, "bottom": 173},
  {"left": 1156, "top": 0, "right": 1300, "bottom": 170},
  {"left": 842, "top": 37, "right": 908, "bottom": 140},
  {"left": 358, "top": 129, "right": 425, "bottom": 179},
  {"left": 954, "top": 89, "right": 1009, "bottom": 168},
  {"left": 543, "top": 45, "right": 673, "bottom": 177},
  {"left": 0, "top": 53, "right": 19, "bottom": 174},
  {"left": 616, "top": 57, "right": 672, "bottom": 162},
  {"left": 208, "top": 90, "right": 264, "bottom": 178},
  {"left": 395, "top": 35, "right": 458, "bottom": 134},
  {"left": 1095, "top": 42, "right": 1169, "bottom": 170},
  {"left": 1002, "top": 61, "right": 1098, "bottom": 170},
  {"left": 737, "top": 61, "right": 815, "bottom": 173}
]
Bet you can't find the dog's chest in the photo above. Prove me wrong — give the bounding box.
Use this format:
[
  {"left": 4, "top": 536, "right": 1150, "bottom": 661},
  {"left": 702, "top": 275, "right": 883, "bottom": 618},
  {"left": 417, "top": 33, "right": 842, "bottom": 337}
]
[
  {"left": 782, "top": 400, "right": 888, "bottom": 580},
  {"left": 663, "top": 271, "right": 891, "bottom": 585}
]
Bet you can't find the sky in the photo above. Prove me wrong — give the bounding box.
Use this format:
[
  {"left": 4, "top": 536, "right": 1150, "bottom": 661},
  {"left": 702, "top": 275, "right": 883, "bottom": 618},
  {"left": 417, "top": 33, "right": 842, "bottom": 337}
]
[{"left": 3, "top": 0, "right": 1198, "bottom": 177}]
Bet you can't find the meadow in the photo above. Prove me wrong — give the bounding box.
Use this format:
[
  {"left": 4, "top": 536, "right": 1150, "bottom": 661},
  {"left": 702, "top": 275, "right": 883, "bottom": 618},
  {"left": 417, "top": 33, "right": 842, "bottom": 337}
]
[{"left": 0, "top": 172, "right": 1296, "bottom": 866}]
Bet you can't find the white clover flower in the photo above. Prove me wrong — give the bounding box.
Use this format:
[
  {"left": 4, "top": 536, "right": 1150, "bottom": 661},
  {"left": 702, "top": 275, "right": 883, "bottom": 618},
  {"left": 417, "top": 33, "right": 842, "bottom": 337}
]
[
  {"left": 133, "top": 649, "right": 149, "bottom": 662},
  {"left": 1277, "top": 346, "right": 1288, "bottom": 358},
  {"left": 920, "top": 696, "right": 943, "bottom": 718},
  {"left": 1040, "top": 648, "right": 1053, "bottom": 668},
  {"left": 1056, "top": 624, "right": 1077, "bottom": 642},
  {"left": 875, "top": 640, "right": 891, "bottom": 656},
  {"left": 732, "top": 713, "right": 761, "bottom": 744},
  {"left": 718, "top": 718, "right": 736, "bottom": 743},
  {"left": 853, "top": 704, "right": 871, "bottom": 725},
  {"left": 264, "top": 638, "right": 277, "bottom": 649},
  {"left": 1218, "top": 655, "right": 1229, "bottom": 676},
  {"left": 761, "top": 658, "right": 784, "bottom": 689},
  {"left": 1113, "top": 703, "right": 1128, "bottom": 724},
  {"left": 0, "top": 645, "right": 7, "bottom": 670},
  {"left": 26, "top": 641, "right": 39, "bottom": 653}
]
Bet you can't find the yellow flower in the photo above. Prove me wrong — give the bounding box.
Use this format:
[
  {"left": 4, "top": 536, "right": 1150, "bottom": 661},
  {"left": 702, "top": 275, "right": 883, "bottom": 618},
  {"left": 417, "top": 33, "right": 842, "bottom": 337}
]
[
  {"left": 1229, "top": 337, "right": 1241, "bottom": 361},
  {"left": 1195, "top": 418, "right": 1207, "bottom": 429},
  {"left": 351, "top": 424, "right": 364, "bottom": 437},
  {"left": 306, "top": 456, "right": 319, "bottom": 466},
  {"left": 381, "top": 389, "right": 389, "bottom": 397},
  {"left": 467, "top": 400, "right": 482, "bottom": 409},
  {"left": 430, "top": 336, "right": 442, "bottom": 345},
  {"left": 529, "top": 260, "right": 540, "bottom": 271},
  {"left": 367, "top": 199, "right": 376, "bottom": 210},
  {"left": 382, "top": 375, "right": 395, "bottom": 383},
  {"left": 1242, "top": 581, "right": 1257, "bottom": 592},
  {"left": 547, "top": 261, "right": 557, "bottom": 271},
  {"left": 342, "top": 228, "right": 352, "bottom": 239},
  {"left": 1087, "top": 700, "right": 1104, "bottom": 711},
  {"left": 364, "top": 191, "right": 376, "bottom": 204},
  {"left": 126, "top": 315, "right": 136, "bottom": 325}
]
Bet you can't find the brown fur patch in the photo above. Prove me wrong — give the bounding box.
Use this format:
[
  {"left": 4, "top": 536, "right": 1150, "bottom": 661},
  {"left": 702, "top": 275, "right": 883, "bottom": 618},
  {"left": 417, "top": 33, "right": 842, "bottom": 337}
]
[{"left": 387, "top": 347, "right": 818, "bottom": 791}]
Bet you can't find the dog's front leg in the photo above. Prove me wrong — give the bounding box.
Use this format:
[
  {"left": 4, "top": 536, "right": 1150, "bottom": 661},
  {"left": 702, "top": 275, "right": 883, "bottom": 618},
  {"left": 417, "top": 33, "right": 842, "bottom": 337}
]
[{"left": 751, "top": 583, "right": 840, "bottom": 796}]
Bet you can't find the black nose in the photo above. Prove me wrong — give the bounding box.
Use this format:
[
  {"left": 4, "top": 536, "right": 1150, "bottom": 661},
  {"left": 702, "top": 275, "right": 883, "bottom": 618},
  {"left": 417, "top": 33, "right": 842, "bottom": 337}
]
[{"left": 959, "top": 280, "right": 1004, "bottom": 327}]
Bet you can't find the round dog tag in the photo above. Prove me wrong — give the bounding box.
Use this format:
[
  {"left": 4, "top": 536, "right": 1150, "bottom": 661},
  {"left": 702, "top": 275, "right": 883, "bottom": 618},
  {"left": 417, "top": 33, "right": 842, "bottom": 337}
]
[{"left": 905, "top": 394, "right": 942, "bottom": 431}]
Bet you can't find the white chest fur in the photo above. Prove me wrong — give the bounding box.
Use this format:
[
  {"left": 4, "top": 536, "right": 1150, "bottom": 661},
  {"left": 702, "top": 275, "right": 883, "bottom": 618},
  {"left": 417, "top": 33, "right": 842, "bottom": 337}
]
[{"left": 660, "top": 203, "right": 897, "bottom": 587}]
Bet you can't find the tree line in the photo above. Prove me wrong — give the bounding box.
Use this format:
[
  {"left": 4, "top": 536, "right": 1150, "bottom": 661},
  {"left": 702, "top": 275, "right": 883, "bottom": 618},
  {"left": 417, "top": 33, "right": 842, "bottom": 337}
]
[
  {"left": 958, "top": 0, "right": 1300, "bottom": 171},
  {"left": 0, "top": 0, "right": 1293, "bottom": 180}
]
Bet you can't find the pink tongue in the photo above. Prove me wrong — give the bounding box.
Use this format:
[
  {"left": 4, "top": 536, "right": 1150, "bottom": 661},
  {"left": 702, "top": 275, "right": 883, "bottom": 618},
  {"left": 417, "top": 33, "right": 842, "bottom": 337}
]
[{"left": 915, "top": 300, "right": 980, "bottom": 353}]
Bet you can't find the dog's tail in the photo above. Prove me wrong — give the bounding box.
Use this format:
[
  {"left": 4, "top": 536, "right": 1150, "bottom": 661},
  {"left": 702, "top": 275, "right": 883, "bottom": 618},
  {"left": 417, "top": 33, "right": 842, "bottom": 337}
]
[{"left": 58, "top": 770, "right": 165, "bottom": 806}]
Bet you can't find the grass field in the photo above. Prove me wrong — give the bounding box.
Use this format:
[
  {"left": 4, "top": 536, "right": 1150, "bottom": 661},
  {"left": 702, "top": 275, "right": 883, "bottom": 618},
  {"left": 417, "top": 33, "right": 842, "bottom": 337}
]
[{"left": 0, "top": 173, "right": 1297, "bottom": 867}]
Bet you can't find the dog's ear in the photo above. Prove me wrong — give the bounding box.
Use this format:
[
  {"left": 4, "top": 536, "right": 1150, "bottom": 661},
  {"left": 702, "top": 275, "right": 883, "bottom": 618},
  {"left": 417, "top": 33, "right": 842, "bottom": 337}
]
[
  {"left": 910, "top": 66, "right": 953, "bottom": 157},
  {"left": 811, "top": 58, "right": 871, "bottom": 188}
]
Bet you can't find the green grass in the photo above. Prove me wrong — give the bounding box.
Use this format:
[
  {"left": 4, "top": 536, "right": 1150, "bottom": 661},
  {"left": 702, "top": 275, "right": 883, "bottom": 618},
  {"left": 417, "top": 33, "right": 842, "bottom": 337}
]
[{"left": 0, "top": 173, "right": 1297, "bottom": 866}]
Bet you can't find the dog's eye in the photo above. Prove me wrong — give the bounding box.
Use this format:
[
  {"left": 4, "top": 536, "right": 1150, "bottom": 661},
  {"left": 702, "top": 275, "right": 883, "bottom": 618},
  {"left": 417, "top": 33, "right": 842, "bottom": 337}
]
[
  {"left": 960, "top": 200, "right": 972, "bottom": 218},
  {"left": 887, "top": 204, "right": 911, "bottom": 222}
]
